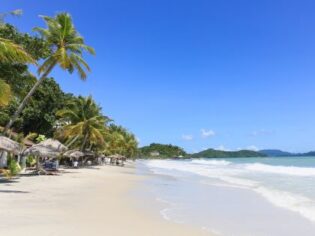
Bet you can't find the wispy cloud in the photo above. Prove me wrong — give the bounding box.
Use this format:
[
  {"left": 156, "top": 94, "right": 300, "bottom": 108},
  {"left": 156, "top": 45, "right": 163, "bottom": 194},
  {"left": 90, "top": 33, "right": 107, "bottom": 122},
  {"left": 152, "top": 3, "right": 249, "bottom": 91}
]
[
  {"left": 182, "top": 134, "right": 193, "bottom": 141},
  {"left": 201, "top": 129, "right": 215, "bottom": 138},
  {"left": 245, "top": 145, "right": 259, "bottom": 151},
  {"left": 251, "top": 129, "right": 273, "bottom": 137},
  {"left": 214, "top": 145, "right": 258, "bottom": 151}
]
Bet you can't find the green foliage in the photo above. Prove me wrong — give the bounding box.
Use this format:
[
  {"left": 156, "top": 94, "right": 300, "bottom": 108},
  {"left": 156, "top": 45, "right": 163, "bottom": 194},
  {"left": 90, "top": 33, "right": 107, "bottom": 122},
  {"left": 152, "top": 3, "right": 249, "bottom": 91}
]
[
  {"left": 26, "top": 155, "right": 36, "bottom": 167},
  {"left": 55, "top": 96, "right": 109, "bottom": 151},
  {"left": 0, "top": 24, "right": 50, "bottom": 60},
  {"left": 0, "top": 78, "right": 70, "bottom": 136},
  {"left": 191, "top": 149, "right": 266, "bottom": 158},
  {"left": 0, "top": 24, "right": 48, "bottom": 99},
  {"left": 7, "top": 158, "right": 21, "bottom": 176},
  {"left": 0, "top": 79, "right": 11, "bottom": 106},
  {"left": 103, "top": 124, "right": 138, "bottom": 158},
  {"left": 35, "top": 134, "right": 46, "bottom": 143},
  {"left": 139, "top": 143, "right": 187, "bottom": 159},
  {"left": 20, "top": 78, "right": 69, "bottom": 136}
]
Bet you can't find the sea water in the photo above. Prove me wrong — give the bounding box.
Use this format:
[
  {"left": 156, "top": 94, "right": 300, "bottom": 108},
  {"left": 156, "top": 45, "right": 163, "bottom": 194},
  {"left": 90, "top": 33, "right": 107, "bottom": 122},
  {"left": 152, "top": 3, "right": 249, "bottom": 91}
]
[{"left": 137, "top": 157, "right": 315, "bottom": 236}]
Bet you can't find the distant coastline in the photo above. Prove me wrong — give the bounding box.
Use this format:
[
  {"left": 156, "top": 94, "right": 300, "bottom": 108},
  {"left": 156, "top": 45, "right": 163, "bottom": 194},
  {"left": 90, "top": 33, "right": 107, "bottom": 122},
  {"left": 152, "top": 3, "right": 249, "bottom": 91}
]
[{"left": 138, "top": 143, "right": 315, "bottom": 159}]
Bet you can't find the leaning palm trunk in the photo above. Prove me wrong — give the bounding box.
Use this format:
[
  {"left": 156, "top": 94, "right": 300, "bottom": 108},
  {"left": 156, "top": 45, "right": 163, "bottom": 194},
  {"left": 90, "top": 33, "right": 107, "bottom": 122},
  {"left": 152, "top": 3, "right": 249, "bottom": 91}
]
[
  {"left": 80, "top": 133, "right": 89, "bottom": 152},
  {"left": 66, "top": 135, "right": 80, "bottom": 148},
  {"left": 3, "top": 62, "right": 56, "bottom": 135}
]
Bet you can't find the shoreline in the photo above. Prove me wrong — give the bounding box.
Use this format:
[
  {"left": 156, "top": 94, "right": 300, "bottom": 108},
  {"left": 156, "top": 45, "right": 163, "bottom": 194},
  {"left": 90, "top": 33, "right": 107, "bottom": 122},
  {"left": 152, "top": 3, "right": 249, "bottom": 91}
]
[
  {"left": 143, "top": 159, "right": 315, "bottom": 236},
  {"left": 0, "top": 162, "right": 211, "bottom": 236}
]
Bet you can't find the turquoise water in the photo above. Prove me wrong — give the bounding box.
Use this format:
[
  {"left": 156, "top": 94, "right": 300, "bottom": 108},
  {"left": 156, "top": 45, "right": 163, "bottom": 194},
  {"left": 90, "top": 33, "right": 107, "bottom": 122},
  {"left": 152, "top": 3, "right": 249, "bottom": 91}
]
[{"left": 139, "top": 157, "right": 315, "bottom": 236}]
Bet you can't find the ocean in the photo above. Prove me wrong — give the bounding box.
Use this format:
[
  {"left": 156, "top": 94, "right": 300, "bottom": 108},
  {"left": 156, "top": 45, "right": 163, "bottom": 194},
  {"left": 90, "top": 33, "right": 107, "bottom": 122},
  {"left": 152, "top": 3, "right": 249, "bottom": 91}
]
[{"left": 137, "top": 157, "right": 315, "bottom": 236}]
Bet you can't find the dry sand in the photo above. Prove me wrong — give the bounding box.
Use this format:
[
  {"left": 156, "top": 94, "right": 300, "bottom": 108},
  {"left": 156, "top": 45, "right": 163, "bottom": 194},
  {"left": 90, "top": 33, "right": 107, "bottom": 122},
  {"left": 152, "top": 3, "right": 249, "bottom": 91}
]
[{"left": 0, "top": 162, "right": 211, "bottom": 236}]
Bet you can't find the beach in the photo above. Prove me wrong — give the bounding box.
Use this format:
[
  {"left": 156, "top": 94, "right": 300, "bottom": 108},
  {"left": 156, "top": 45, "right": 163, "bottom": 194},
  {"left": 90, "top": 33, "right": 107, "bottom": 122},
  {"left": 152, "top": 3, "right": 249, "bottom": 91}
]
[{"left": 0, "top": 162, "right": 209, "bottom": 236}]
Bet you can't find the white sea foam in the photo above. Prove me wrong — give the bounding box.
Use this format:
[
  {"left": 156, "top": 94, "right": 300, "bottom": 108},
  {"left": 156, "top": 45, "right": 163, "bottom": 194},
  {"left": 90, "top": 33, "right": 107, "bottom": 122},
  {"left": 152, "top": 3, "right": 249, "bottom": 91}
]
[
  {"left": 245, "top": 163, "right": 315, "bottom": 177},
  {"left": 145, "top": 159, "right": 315, "bottom": 223},
  {"left": 254, "top": 186, "right": 315, "bottom": 222},
  {"left": 191, "top": 159, "right": 231, "bottom": 166},
  {"left": 160, "top": 208, "right": 172, "bottom": 221}
]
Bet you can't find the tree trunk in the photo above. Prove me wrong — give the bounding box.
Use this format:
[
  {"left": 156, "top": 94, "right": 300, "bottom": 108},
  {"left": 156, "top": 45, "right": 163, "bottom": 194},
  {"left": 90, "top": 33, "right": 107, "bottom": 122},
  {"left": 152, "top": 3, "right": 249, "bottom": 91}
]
[
  {"left": 0, "top": 151, "right": 7, "bottom": 168},
  {"left": 80, "top": 133, "right": 88, "bottom": 152},
  {"left": 66, "top": 135, "right": 80, "bottom": 148},
  {"left": 3, "top": 62, "right": 56, "bottom": 135},
  {"left": 20, "top": 155, "right": 26, "bottom": 171},
  {"left": 36, "top": 156, "right": 40, "bottom": 171}
]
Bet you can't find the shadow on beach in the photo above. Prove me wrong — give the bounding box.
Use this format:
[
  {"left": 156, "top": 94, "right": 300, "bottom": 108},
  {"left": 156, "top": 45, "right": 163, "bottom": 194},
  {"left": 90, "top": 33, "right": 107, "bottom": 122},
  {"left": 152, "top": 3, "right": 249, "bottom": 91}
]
[{"left": 0, "top": 190, "right": 29, "bottom": 194}]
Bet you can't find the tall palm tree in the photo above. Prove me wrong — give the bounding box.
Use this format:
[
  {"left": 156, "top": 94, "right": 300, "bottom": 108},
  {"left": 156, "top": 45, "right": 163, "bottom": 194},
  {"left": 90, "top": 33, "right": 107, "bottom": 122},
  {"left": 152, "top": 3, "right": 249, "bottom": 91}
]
[
  {"left": 55, "top": 96, "right": 109, "bottom": 151},
  {"left": 3, "top": 13, "right": 95, "bottom": 134}
]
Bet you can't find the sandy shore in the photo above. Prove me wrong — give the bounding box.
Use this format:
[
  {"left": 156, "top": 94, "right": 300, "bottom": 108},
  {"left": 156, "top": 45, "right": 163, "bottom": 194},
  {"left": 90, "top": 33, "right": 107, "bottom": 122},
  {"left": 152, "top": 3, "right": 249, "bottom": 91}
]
[{"left": 0, "top": 162, "right": 210, "bottom": 236}]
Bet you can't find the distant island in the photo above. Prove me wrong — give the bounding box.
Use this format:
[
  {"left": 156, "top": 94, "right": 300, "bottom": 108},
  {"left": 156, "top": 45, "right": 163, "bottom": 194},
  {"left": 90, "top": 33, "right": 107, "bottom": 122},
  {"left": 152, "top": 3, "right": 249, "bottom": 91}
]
[
  {"left": 260, "top": 149, "right": 315, "bottom": 157},
  {"left": 138, "top": 145, "right": 315, "bottom": 159},
  {"left": 191, "top": 148, "right": 266, "bottom": 158},
  {"left": 138, "top": 144, "right": 265, "bottom": 159},
  {"left": 138, "top": 143, "right": 187, "bottom": 159}
]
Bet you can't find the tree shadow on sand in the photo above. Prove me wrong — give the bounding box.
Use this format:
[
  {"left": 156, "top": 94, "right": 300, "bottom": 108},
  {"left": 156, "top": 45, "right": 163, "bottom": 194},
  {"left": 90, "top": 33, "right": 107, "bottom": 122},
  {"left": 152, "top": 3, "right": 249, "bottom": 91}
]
[{"left": 0, "top": 190, "right": 29, "bottom": 194}]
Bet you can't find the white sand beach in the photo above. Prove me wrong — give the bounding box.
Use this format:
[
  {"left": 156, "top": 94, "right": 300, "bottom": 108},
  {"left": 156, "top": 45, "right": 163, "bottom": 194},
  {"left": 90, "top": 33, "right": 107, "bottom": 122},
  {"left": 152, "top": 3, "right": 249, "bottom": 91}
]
[{"left": 0, "top": 162, "right": 210, "bottom": 236}]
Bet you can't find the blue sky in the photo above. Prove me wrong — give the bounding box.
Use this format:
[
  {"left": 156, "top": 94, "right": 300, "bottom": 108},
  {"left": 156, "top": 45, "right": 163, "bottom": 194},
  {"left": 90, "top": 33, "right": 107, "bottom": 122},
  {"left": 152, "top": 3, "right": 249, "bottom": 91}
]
[{"left": 3, "top": 0, "right": 315, "bottom": 153}]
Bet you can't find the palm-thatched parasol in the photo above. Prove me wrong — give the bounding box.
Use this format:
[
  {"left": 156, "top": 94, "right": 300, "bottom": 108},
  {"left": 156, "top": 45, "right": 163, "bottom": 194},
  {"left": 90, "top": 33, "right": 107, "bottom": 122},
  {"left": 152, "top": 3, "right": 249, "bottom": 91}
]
[
  {"left": 23, "top": 139, "right": 67, "bottom": 158},
  {"left": 63, "top": 150, "right": 84, "bottom": 159},
  {"left": 108, "top": 154, "right": 125, "bottom": 159},
  {"left": 37, "top": 139, "right": 67, "bottom": 152},
  {"left": 0, "top": 136, "right": 22, "bottom": 155}
]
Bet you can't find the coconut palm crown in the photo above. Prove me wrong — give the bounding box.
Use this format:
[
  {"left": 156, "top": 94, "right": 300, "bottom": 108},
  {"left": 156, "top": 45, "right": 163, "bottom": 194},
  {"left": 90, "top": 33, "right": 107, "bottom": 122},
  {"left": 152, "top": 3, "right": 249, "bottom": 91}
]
[
  {"left": 56, "top": 96, "right": 110, "bottom": 151},
  {"left": 34, "top": 13, "right": 95, "bottom": 79}
]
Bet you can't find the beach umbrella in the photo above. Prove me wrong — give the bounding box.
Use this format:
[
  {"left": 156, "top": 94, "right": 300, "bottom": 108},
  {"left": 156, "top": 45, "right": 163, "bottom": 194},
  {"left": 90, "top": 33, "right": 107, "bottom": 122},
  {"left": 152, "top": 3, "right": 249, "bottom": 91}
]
[
  {"left": 108, "top": 154, "right": 124, "bottom": 159},
  {"left": 0, "top": 136, "right": 22, "bottom": 155},
  {"left": 37, "top": 139, "right": 67, "bottom": 152},
  {"left": 23, "top": 145, "right": 61, "bottom": 158},
  {"left": 63, "top": 150, "right": 84, "bottom": 159},
  {"left": 23, "top": 139, "right": 67, "bottom": 158}
]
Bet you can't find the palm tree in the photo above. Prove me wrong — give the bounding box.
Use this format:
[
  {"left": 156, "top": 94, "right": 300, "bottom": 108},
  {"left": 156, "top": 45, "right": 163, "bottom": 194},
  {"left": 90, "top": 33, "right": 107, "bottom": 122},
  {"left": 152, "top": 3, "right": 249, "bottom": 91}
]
[
  {"left": 0, "top": 37, "right": 35, "bottom": 64},
  {"left": 3, "top": 13, "right": 95, "bottom": 134},
  {"left": 55, "top": 96, "right": 109, "bottom": 151},
  {"left": 104, "top": 125, "right": 138, "bottom": 158}
]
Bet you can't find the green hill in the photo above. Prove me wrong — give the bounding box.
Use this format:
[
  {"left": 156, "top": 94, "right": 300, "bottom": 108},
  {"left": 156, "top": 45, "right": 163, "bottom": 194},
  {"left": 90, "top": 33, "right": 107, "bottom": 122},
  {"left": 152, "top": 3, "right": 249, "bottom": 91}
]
[
  {"left": 138, "top": 143, "right": 187, "bottom": 158},
  {"left": 191, "top": 148, "right": 266, "bottom": 158}
]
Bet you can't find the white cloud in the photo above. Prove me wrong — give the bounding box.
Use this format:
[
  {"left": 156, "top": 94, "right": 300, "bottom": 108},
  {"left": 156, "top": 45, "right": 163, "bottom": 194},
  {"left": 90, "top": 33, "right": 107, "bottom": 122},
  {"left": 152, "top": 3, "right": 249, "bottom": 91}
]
[
  {"left": 214, "top": 145, "right": 259, "bottom": 151},
  {"left": 216, "top": 145, "right": 230, "bottom": 151},
  {"left": 251, "top": 129, "right": 273, "bottom": 137},
  {"left": 245, "top": 145, "right": 259, "bottom": 151},
  {"left": 201, "top": 129, "right": 215, "bottom": 138},
  {"left": 182, "top": 134, "right": 193, "bottom": 141},
  {"left": 135, "top": 137, "right": 141, "bottom": 143}
]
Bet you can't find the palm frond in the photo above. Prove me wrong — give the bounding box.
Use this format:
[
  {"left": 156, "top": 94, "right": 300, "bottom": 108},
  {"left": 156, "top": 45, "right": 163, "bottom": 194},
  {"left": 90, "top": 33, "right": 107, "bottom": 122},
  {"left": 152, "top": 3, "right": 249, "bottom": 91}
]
[{"left": 0, "top": 37, "right": 35, "bottom": 64}]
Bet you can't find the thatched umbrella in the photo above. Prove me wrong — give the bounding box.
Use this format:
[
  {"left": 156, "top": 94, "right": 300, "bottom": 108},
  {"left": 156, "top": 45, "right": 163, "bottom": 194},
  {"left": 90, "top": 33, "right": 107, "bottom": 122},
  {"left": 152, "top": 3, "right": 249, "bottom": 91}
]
[
  {"left": 108, "top": 154, "right": 126, "bottom": 166},
  {"left": 108, "top": 154, "right": 124, "bottom": 159},
  {"left": 22, "top": 139, "right": 67, "bottom": 172},
  {"left": 0, "top": 136, "right": 22, "bottom": 155},
  {"left": 63, "top": 150, "right": 84, "bottom": 159},
  {"left": 23, "top": 139, "right": 67, "bottom": 158},
  {"left": 37, "top": 139, "right": 67, "bottom": 152},
  {"left": 23, "top": 145, "right": 61, "bottom": 158}
]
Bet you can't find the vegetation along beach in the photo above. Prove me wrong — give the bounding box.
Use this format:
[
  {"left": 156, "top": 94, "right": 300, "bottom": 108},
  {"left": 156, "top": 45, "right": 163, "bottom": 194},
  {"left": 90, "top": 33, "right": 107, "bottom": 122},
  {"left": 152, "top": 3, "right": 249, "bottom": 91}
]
[{"left": 2, "top": 1, "right": 315, "bottom": 236}]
